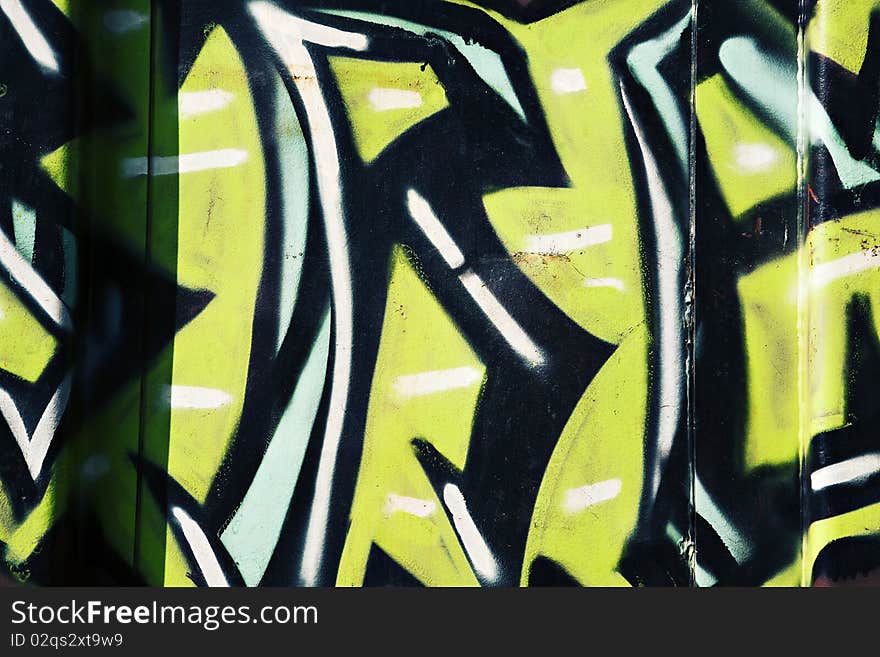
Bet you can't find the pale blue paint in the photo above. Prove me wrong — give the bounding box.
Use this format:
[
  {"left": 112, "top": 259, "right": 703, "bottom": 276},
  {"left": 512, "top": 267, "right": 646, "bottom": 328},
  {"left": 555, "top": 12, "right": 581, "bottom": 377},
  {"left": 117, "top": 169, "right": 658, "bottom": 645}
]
[
  {"left": 627, "top": 13, "right": 692, "bottom": 173},
  {"left": 11, "top": 199, "right": 36, "bottom": 264},
  {"left": 274, "top": 76, "right": 310, "bottom": 354},
  {"left": 221, "top": 307, "right": 331, "bottom": 586},
  {"left": 320, "top": 9, "right": 528, "bottom": 122}
]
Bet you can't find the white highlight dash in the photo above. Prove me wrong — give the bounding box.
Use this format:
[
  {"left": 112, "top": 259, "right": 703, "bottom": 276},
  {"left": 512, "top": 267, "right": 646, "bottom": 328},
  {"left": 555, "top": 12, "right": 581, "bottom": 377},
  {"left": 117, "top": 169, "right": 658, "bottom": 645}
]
[
  {"left": 811, "top": 453, "right": 880, "bottom": 492},
  {"left": 564, "top": 479, "right": 622, "bottom": 514},
  {"left": 459, "top": 269, "right": 543, "bottom": 367},
  {"left": 103, "top": 10, "right": 149, "bottom": 34},
  {"left": 734, "top": 143, "right": 779, "bottom": 173},
  {"left": 1, "top": 0, "right": 59, "bottom": 73},
  {"left": 166, "top": 386, "right": 232, "bottom": 410},
  {"left": 383, "top": 494, "right": 437, "bottom": 518},
  {"left": 523, "top": 225, "right": 612, "bottom": 255},
  {"left": 392, "top": 367, "right": 482, "bottom": 399},
  {"left": 584, "top": 277, "right": 625, "bottom": 292},
  {"left": 810, "top": 250, "right": 880, "bottom": 291},
  {"left": 443, "top": 483, "right": 498, "bottom": 582},
  {"left": 122, "top": 150, "right": 248, "bottom": 177},
  {"left": 550, "top": 68, "right": 587, "bottom": 94},
  {"left": 368, "top": 88, "right": 423, "bottom": 111},
  {"left": 406, "top": 188, "right": 465, "bottom": 269},
  {"left": 179, "top": 90, "right": 235, "bottom": 119}
]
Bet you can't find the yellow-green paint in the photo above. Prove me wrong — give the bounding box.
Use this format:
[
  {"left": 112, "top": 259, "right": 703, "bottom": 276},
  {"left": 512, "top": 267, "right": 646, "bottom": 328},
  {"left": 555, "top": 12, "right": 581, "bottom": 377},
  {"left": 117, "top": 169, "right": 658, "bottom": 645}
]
[
  {"left": 0, "top": 481, "right": 14, "bottom": 544},
  {"left": 337, "top": 246, "right": 483, "bottom": 586},
  {"left": 48, "top": 0, "right": 69, "bottom": 16},
  {"left": 806, "top": 210, "right": 880, "bottom": 436},
  {"left": 162, "top": 27, "right": 265, "bottom": 585},
  {"left": 0, "top": 280, "right": 56, "bottom": 383},
  {"left": 739, "top": 210, "right": 880, "bottom": 468},
  {"left": 762, "top": 556, "right": 803, "bottom": 586},
  {"left": 479, "top": 0, "right": 665, "bottom": 348},
  {"left": 523, "top": 325, "right": 647, "bottom": 586},
  {"left": 696, "top": 74, "right": 797, "bottom": 219},
  {"left": 806, "top": 501, "right": 880, "bottom": 579},
  {"left": 4, "top": 479, "right": 59, "bottom": 566},
  {"left": 40, "top": 145, "right": 74, "bottom": 196},
  {"left": 329, "top": 57, "right": 449, "bottom": 163},
  {"left": 739, "top": 256, "right": 801, "bottom": 468},
  {"left": 808, "top": 0, "right": 880, "bottom": 73}
]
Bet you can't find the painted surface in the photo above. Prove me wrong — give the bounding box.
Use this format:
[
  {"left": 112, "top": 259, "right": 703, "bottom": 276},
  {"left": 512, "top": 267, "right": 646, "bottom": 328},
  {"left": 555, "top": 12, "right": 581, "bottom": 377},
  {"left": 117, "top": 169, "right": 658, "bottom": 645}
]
[{"left": 0, "top": 0, "right": 879, "bottom": 587}]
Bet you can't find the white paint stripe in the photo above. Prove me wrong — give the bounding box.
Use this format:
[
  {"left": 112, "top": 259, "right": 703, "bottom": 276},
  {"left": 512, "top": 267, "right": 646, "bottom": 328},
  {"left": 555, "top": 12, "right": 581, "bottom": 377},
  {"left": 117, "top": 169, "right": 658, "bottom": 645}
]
[
  {"left": 171, "top": 506, "right": 229, "bottom": 587},
  {"left": 523, "top": 225, "right": 612, "bottom": 255},
  {"left": 166, "top": 385, "right": 232, "bottom": 410},
  {"left": 368, "top": 88, "right": 422, "bottom": 111},
  {"left": 459, "top": 269, "right": 543, "bottom": 366},
  {"left": 26, "top": 375, "right": 70, "bottom": 480},
  {"left": 620, "top": 84, "right": 683, "bottom": 502},
  {"left": 0, "top": 376, "right": 70, "bottom": 480},
  {"left": 810, "top": 250, "right": 880, "bottom": 290},
  {"left": 405, "top": 189, "right": 465, "bottom": 269},
  {"left": 0, "top": 389, "right": 30, "bottom": 471},
  {"left": 383, "top": 494, "right": 437, "bottom": 518},
  {"left": 0, "top": 223, "right": 71, "bottom": 331},
  {"left": 694, "top": 476, "right": 752, "bottom": 564},
  {"left": 276, "top": 10, "right": 368, "bottom": 50},
  {"left": 811, "top": 453, "right": 880, "bottom": 491},
  {"left": 249, "top": 1, "right": 366, "bottom": 586},
  {"left": 734, "top": 143, "right": 779, "bottom": 173},
  {"left": 103, "top": 9, "right": 148, "bottom": 34},
  {"left": 564, "top": 478, "right": 622, "bottom": 514},
  {"left": 392, "top": 366, "right": 482, "bottom": 399},
  {"left": 121, "top": 150, "right": 249, "bottom": 177},
  {"left": 550, "top": 68, "right": 587, "bottom": 94},
  {"left": 1, "top": 0, "right": 58, "bottom": 72},
  {"left": 179, "top": 90, "right": 235, "bottom": 119},
  {"left": 583, "top": 277, "right": 625, "bottom": 291},
  {"left": 443, "top": 484, "right": 498, "bottom": 582},
  {"left": 695, "top": 561, "right": 718, "bottom": 587}
]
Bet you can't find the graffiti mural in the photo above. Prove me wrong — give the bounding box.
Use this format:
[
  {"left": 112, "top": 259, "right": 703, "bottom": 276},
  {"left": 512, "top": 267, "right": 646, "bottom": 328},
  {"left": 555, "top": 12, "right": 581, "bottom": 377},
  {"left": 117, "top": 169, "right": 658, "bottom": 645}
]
[{"left": 1, "top": 0, "right": 879, "bottom": 587}]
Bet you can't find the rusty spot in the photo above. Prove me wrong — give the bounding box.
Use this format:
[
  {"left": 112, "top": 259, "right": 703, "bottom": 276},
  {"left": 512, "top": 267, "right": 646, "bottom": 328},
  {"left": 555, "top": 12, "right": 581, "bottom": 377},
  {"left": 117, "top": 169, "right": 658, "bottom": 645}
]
[{"left": 511, "top": 251, "right": 572, "bottom": 265}]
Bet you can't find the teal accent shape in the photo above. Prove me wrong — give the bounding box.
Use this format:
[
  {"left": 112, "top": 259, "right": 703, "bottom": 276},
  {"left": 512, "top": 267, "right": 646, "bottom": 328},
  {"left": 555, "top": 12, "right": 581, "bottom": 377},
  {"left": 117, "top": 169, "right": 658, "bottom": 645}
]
[
  {"left": 11, "top": 199, "right": 36, "bottom": 264},
  {"left": 221, "top": 307, "right": 332, "bottom": 586},
  {"left": 320, "top": 9, "right": 528, "bottom": 122},
  {"left": 274, "top": 76, "right": 310, "bottom": 355}
]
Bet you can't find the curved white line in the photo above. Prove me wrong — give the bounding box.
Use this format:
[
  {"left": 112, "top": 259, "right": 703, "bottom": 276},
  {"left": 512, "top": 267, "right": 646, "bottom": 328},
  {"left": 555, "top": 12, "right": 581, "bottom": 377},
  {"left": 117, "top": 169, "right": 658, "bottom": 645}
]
[
  {"left": 621, "top": 84, "right": 684, "bottom": 502},
  {"left": 0, "top": 375, "right": 70, "bottom": 480},
  {"left": 0, "top": 222, "right": 71, "bottom": 331},
  {"left": 811, "top": 453, "right": 880, "bottom": 492},
  {"left": 171, "top": 506, "right": 229, "bottom": 587},
  {"left": 459, "top": 269, "right": 543, "bottom": 367},
  {"left": 1, "top": 0, "right": 58, "bottom": 73},
  {"left": 249, "top": 1, "right": 367, "bottom": 586},
  {"left": 443, "top": 484, "right": 498, "bottom": 582},
  {"left": 406, "top": 189, "right": 465, "bottom": 269}
]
